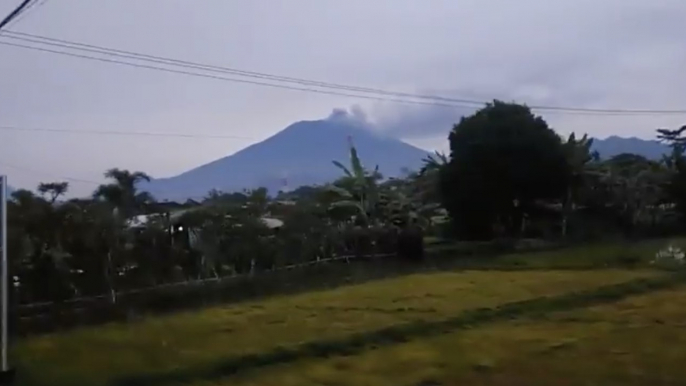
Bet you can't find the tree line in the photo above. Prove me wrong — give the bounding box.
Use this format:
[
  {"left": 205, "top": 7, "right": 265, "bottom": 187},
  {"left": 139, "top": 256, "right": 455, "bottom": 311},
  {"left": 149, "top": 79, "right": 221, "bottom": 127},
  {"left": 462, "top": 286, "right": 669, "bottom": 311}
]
[
  {"left": 441, "top": 101, "right": 686, "bottom": 241},
  {"left": 5, "top": 100, "right": 686, "bottom": 307}
]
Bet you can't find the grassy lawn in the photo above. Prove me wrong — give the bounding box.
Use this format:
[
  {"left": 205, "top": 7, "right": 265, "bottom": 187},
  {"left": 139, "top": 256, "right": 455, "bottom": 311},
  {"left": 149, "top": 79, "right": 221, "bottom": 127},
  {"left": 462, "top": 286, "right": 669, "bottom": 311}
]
[
  {"left": 494, "top": 237, "right": 686, "bottom": 269},
  {"left": 13, "top": 269, "right": 659, "bottom": 386},
  {"left": 217, "top": 285, "right": 686, "bottom": 386}
]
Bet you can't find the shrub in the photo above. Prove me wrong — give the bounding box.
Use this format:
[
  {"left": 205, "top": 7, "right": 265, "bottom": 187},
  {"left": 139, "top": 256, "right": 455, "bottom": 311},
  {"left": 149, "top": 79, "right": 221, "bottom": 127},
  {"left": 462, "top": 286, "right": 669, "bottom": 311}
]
[
  {"left": 652, "top": 245, "right": 686, "bottom": 268},
  {"left": 397, "top": 224, "right": 425, "bottom": 261},
  {"left": 615, "top": 253, "right": 641, "bottom": 267}
]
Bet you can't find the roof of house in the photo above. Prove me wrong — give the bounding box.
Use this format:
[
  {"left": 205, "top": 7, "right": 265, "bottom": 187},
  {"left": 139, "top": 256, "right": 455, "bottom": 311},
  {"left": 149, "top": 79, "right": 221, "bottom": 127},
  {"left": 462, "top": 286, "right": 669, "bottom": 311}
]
[{"left": 126, "top": 210, "right": 284, "bottom": 230}]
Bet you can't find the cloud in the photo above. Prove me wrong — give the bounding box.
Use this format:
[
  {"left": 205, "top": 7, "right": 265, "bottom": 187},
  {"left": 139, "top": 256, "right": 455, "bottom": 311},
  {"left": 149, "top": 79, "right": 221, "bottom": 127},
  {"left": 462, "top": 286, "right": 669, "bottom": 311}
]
[
  {"left": 349, "top": 83, "right": 604, "bottom": 140},
  {"left": 325, "top": 106, "right": 371, "bottom": 128},
  {"left": 367, "top": 103, "right": 475, "bottom": 139}
]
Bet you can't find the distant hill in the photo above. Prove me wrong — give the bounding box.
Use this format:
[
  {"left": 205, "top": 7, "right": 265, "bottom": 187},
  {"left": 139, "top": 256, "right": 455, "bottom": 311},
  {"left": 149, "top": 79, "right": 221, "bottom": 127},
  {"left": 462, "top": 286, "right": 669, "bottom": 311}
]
[
  {"left": 145, "top": 112, "right": 429, "bottom": 201},
  {"left": 143, "top": 110, "right": 671, "bottom": 202},
  {"left": 591, "top": 136, "right": 669, "bottom": 160}
]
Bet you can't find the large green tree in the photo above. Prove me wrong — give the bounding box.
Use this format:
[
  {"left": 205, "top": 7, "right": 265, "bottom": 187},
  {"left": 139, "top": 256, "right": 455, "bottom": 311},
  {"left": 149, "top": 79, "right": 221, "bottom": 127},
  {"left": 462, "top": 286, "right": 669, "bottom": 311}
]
[
  {"left": 440, "top": 101, "right": 571, "bottom": 239},
  {"left": 37, "top": 182, "right": 69, "bottom": 203},
  {"left": 655, "top": 126, "right": 686, "bottom": 223}
]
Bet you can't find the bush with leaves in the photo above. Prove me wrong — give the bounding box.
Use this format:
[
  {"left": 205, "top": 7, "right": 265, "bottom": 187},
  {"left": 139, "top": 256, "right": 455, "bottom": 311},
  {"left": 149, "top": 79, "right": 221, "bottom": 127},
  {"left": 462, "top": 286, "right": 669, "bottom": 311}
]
[{"left": 440, "top": 101, "right": 571, "bottom": 240}]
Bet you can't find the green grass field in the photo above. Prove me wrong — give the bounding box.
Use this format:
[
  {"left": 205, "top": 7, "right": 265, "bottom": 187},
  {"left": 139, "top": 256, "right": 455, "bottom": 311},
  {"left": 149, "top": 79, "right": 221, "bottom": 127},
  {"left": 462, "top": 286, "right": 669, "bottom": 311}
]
[
  {"left": 493, "top": 238, "right": 685, "bottom": 269},
  {"left": 219, "top": 286, "right": 686, "bottom": 386},
  {"left": 12, "top": 239, "right": 686, "bottom": 386}
]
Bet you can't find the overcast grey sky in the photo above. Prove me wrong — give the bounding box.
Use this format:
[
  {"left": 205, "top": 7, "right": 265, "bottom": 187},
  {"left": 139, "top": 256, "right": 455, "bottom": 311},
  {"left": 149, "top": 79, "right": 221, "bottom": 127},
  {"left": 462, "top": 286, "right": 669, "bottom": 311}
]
[{"left": 1, "top": 0, "right": 685, "bottom": 195}]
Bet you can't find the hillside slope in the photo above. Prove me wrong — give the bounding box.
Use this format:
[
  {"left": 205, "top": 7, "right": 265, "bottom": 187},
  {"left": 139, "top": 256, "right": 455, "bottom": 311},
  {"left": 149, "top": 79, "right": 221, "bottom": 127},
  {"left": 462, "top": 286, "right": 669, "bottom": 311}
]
[
  {"left": 143, "top": 110, "right": 670, "bottom": 202},
  {"left": 591, "top": 136, "right": 669, "bottom": 160},
  {"left": 145, "top": 114, "right": 429, "bottom": 201}
]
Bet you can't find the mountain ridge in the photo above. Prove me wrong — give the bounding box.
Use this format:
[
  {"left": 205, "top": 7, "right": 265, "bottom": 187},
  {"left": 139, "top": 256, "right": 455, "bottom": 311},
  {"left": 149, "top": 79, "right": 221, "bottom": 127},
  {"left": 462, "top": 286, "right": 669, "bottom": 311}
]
[
  {"left": 143, "top": 113, "right": 672, "bottom": 201},
  {"left": 591, "top": 135, "right": 668, "bottom": 160},
  {"left": 144, "top": 115, "right": 430, "bottom": 201}
]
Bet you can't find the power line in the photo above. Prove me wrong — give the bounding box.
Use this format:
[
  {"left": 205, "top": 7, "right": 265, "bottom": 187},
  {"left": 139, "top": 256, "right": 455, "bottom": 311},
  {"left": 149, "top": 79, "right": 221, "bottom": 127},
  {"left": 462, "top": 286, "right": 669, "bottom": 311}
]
[
  {"left": 0, "top": 39, "right": 471, "bottom": 110},
  {"left": 4, "top": 0, "right": 48, "bottom": 28},
  {"left": 0, "top": 125, "right": 254, "bottom": 139},
  {"left": 0, "top": 30, "right": 486, "bottom": 107},
  {"left": 0, "top": 161, "right": 205, "bottom": 199},
  {"left": 0, "top": 0, "right": 33, "bottom": 30},
  {"left": 0, "top": 160, "right": 221, "bottom": 202},
  {"left": 0, "top": 160, "right": 205, "bottom": 199},
  {"left": 0, "top": 159, "right": 101, "bottom": 186},
  {"left": 2, "top": 30, "right": 686, "bottom": 116}
]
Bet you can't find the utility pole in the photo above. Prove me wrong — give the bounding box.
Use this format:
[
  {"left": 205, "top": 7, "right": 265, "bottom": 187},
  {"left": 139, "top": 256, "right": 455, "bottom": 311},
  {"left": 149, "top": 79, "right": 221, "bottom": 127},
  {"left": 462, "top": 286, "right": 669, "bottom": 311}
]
[
  {"left": 0, "top": 0, "right": 33, "bottom": 30},
  {"left": 0, "top": 2, "right": 34, "bottom": 383},
  {"left": 0, "top": 176, "right": 13, "bottom": 385}
]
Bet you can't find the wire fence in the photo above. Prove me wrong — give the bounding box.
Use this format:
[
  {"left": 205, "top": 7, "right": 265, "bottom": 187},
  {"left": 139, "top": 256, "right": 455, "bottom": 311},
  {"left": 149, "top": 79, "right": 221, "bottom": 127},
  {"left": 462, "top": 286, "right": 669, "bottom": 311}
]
[
  {"left": 11, "top": 238, "right": 582, "bottom": 336},
  {"left": 10, "top": 250, "right": 416, "bottom": 336},
  {"left": 16, "top": 252, "right": 396, "bottom": 311}
]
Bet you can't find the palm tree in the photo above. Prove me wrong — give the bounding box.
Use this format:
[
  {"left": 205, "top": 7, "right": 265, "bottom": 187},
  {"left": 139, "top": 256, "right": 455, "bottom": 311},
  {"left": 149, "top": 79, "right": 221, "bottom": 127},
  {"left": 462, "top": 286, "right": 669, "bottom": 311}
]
[
  {"left": 94, "top": 168, "right": 154, "bottom": 219},
  {"left": 92, "top": 169, "right": 154, "bottom": 303}
]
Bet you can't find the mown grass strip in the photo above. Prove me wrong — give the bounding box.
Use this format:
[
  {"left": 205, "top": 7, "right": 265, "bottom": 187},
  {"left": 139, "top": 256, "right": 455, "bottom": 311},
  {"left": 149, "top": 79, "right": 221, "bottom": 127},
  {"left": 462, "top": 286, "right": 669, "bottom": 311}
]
[
  {"left": 293, "top": 305, "right": 439, "bottom": 315},
  {"left": 111, "top": 272, "right": 686, "bottom": 386}
]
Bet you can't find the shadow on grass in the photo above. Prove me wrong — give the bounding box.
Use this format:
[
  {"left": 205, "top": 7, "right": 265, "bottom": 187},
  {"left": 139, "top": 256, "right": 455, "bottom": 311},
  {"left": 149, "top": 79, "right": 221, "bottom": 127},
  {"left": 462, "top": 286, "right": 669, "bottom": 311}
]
[
  {"left": 111, "top": 273, "right": 686, "bottom": 386},
  {"left": 293, "top": 305, "right": 439, "bottom": 315}
]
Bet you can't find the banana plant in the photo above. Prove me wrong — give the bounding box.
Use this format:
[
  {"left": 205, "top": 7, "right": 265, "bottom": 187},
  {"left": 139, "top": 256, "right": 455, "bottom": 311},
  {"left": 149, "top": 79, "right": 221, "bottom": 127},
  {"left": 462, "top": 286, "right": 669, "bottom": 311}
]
[
  {"left": 419, "top": 151, "right": 448, "bottom": 175},
  {"left": 560, "top": 133, "right": 599, "bottom": 236},
  {"left": 328, "top": 142, "right": 382, "bottom": 225}
]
